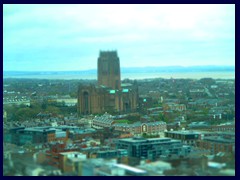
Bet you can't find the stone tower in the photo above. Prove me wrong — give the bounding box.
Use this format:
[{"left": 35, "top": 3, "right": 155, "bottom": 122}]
[
  {"left": 78, "top": 50, "right": 138, "bottom": 115},
  {"left": 97, "top": 51, "right": 121, "bottom": 90}
]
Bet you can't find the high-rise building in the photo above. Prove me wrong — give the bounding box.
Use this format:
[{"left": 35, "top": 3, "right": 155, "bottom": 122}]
[{"left": 78, "top": 51, "right": 138, "bottom": 115}]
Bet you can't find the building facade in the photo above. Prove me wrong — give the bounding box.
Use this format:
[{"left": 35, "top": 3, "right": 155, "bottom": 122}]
[
  {"left": 92, "top": 113, "right": 115, "bottom": 129},
  {"left": 90, "top": 113, "right": 166, "bottom": 136},
  {"left": 197, "top": 132, "right": 235, "bottom": 154},
  {"left": 113, "top": 121, "right": 166, "bottom": 136},
  {"left": 165, "top": 130, "right": 200, "bottom": 146},
  {"left": 78, "top": 51, "right": 139, "bottom": 115},
  {"left": 5, "top": 127, "right": 69, "bottom": 146},
  {"left": 116, "top": 137, "right": 191, "bottom": 161}
]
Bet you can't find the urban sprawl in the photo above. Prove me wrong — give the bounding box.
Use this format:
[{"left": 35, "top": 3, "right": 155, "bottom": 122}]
[{"left": 3, "top": 51, "right": 235, "bottom": 176}]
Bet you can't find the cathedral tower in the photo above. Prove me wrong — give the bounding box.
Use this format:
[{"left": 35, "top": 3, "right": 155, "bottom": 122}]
[{"left": 97, "top": 51, "right": 121, "bottom": 90}]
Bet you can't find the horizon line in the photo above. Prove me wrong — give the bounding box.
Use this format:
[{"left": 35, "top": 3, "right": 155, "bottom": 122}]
[{"left": 3, "top": 65, "right": 235, "bottom": 72}]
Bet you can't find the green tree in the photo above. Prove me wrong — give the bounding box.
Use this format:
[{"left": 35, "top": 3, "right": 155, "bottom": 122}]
[
  {"left": 45, "top": 106, "right": 60, "bottom": 115},
  {"left": 15, "top": 108, "right": 36, "bottom": 121},
  {"left": 159, "top": 113, "right": 164, "bottom": 121},
  {"left": 41, "top": 102, "right": 47, "bottom": 110}
]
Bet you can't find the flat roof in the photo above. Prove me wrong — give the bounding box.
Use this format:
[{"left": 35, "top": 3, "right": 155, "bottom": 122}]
[
  {"left": 166, "top": 130, "right": 200, "bottom": 135},
  {"left": 60, "top": 151, "right": 83, "bottom": 155},
  {"left": 121, "top": 83, "right": 133, "bottom": 87},
  {"left": 23, "top": 128, "right": 55, "bottom": 132},
  {"left": 109, "top": 90, "right": 116, "bottom": 94},
  {"left": 113, "top": 164, "right": 146, "bottom": 173},
  {"left": 203, "top": 136, "right": 235, "bottom": 143},
  {"left": 122, "top": 89, "right": 129, "bottom": 93},
  {"left": 118, "top": 137, "right": 173, "bottom": 143}
]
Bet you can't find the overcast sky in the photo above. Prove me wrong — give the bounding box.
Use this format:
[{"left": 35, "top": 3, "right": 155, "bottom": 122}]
[{"left": 3, "top": 4, "right": 235, "bottom": 71}]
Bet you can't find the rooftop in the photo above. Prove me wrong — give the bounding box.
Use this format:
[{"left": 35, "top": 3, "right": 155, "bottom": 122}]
[
  {"left": 113, "top": 164, "right": 146, "bottom": 174},
  {"left": 121, "top": 83, "right": 133, "bottom": 87},
  {"left": 122, "top": 89, "right": 129, "bottom": 93},
  {"left": 118, "top": 137, "right": 179, "bottom": 144},
  {"left": 60, "top": 151, "right": 83, "bottom": 155},
  {"left": 166, "top": 130, "right": 200, "bottom": 135},
  {"left": 203, "top": 136, "right": 235, "bottom": 143}
]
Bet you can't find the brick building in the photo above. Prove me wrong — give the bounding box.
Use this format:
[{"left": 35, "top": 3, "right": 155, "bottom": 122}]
[
  {"left": 113, "top": 121, "right": 166, "bottom": 136},
  {"left": 197, "top": 132, "right": 235, "bottom": 154}
]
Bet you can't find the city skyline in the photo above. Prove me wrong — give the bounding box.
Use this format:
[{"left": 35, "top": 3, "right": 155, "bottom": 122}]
[{"left": 3, "top": 4, "right": 235, "bottom": 71}]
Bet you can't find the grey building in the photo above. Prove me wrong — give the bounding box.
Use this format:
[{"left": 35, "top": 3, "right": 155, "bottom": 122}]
[
  {"left": 96, "top": 149, "right": 128, "bottom": 159},
  {"left": 116, "top": 137, "right": 191, "bottom": 161}
]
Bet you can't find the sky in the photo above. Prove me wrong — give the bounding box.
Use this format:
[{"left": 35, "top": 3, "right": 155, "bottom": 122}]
[{"left": 3, "top": 4, "right": 235, "bottom": 71}]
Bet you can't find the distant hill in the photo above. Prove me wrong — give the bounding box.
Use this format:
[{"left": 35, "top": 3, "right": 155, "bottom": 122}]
[{"left": 4, "top": 66, "right": 235, "bottom": 77}]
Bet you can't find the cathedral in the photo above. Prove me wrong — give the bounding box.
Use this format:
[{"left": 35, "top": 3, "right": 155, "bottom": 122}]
[{"left": 78, "top": 51, "right": 139, "bottom": 115}]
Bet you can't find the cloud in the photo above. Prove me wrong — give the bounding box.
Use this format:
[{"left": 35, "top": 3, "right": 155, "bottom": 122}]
[{"left": 3, "top": 4, "right": 235, "bottom": 71}]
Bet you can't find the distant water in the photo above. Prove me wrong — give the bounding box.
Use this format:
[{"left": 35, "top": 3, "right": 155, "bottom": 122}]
[{"left": 3, "top": 71, "right": 235, "bottom": 80}]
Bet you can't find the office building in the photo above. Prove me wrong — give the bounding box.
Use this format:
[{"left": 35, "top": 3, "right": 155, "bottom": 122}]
[{"left": 116, "top": 137, "right": 191, "bottom": 161}]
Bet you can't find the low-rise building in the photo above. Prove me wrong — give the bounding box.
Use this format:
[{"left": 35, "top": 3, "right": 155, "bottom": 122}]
[
  {"left": 198, "top": 132, "right": 235, "bottom": 154},
  {"left": 3, "top": 97, "right": 30, "bottom": 106},
  {"left": 116, "top": 137, "right": 191, "bottom": 161},
  {"left": 113, "top": 121, "right": 166, "bottom": 136},
  {"left": 137, "top": 160, "right": 172, "bottom": 176},
  {"left": 211, "top": 124, "right": 235, "bottom": 132},
  {"left": 96, "top": 149, "right": 128, "bottom": 159},
  {"left": 165, "top": 130, "right": 200, "bottom": 146},
  {"left": 68, "top": 128, "right": 96, "bottom": 141},
  {"left": 92, "top": 113, "right": 115, "bottom": 129},
  {"left": 82, "top": 158, "right": 147, "bottom": 176},
  {"left": 164, "top": 103, "right": 186, "bottom": 111},
  {"left": 5, "top": 126, "right": 69, "bottom": 145},
  {"left": 188, "top": 121, "right": 210, "bottom": 129},
  {"left": 45, "top": 142, "right": 79, "bottom": 169},
  {"left": 56, "top": 98, "right": 77, "bottom": 106},
  {"left": 59, "top": 151, "right": 87, "bottom": 175}
]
